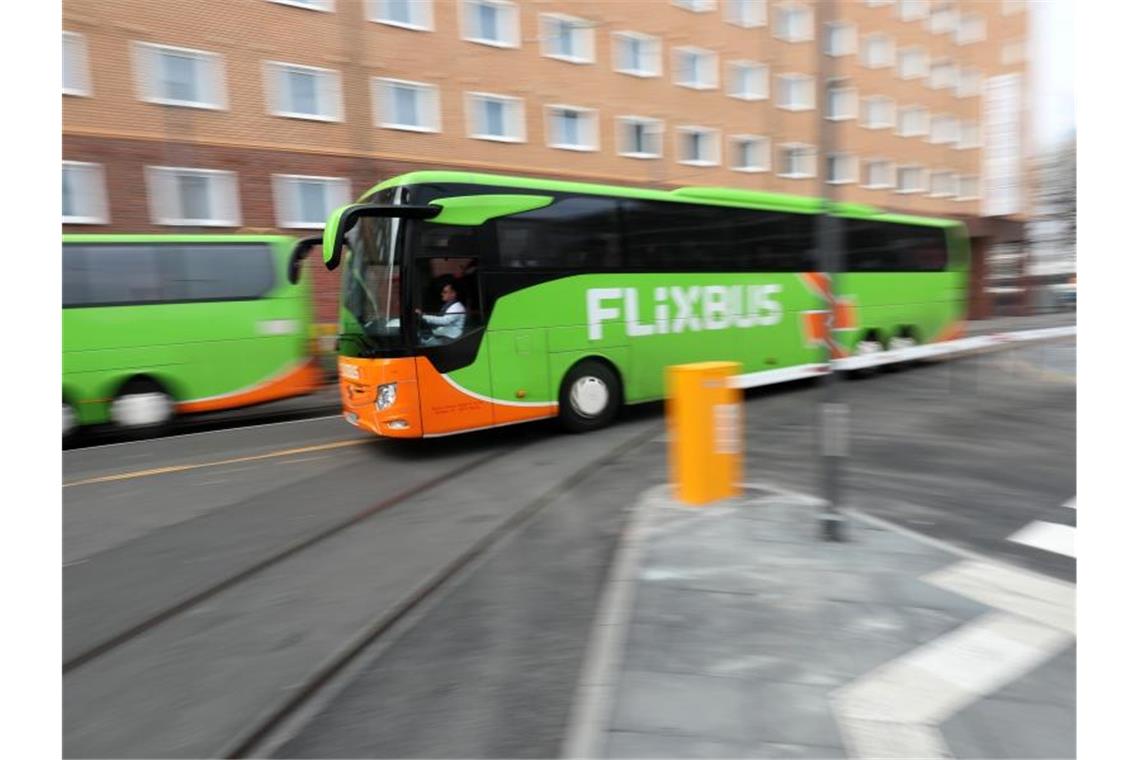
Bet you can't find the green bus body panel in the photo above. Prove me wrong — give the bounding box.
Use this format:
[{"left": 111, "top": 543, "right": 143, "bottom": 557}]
[
  {"left": 62, "top": 235, "right": 314, "bottom": 425},
  {"left": 427, "top": 194, "right": 554, "bottom": 226}
]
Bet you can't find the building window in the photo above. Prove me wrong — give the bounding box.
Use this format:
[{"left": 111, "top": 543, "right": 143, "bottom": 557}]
[
  {"left": 862, "top": 96, "right": 894, "bottom": 129},
  {"left": 272, "top": 175, "right": 351, "bottom": 228},
  {"left": 957, "top": 67, "right": 982, "bottom": 97},
  {"left": 824, "top": 22, "right": 856, "bottom": 56},
  {"left": 466, "top": 92, "right": 525, "bottom": 142},
  {"left": 1002, "top": 0, "right": 1025, "bottom": 14},
  {"left": 727, "top": 61, "right": 768, "bottom": 100},
  {"left": 898, "top": 47, "right": 928, "bottom": 80},
  {"left": 541, "top": 13, "right": 595, "bottom": 63},
  {"left": 898, "top": 0, "right": 929, "bottom": 21},
  {"left": 674, "top": 47, "right": 717, "bottom": 89},
  {"left": 613, "top": 32, "right": 661, "bottom": 77},
  {"left": 133, "top": 42, "right": 226, "bottom": 109},
  {"left": 730, "top": 135, "right": 770, "bottom": 172},
  {"left": 861, "top": 34, "right": 894, "bottom": 68},
  {"left": 265, "top": 62, "right": 342, "bottom": 121},
  {"left": 1002, "top": 40, "right": 1025, "bottom": 65},
  {"left": 462, "top": 0, "right": 520, "bottom": 48},
  {"left": 863, "top": 159, "right": 893, "bottom": 189},
  {"left": 930, "top": 114, "right": 959, "bottom": 144},
  {"left": 865, "top": 0, "right": 894, "bottom": 6},
  {"left": 956, "top": 14, "right": 986, "bottom": 44},
  {"left": 145, "top": 166, "right": 241, "bottom": 226},
  {"left": 373, "top": 78, "right": 440, "bottom": 132},
  {"left": 957, "top": 175, "right": 980, "bottom": 200},
  {"left": 929, "top": 3, "right": 957, "bottom": 34},
  {"left": 776, "top": 73, "right": 814, "bottom": 111},
  {"left": 724, "top": 0, "right": 766, "bottom": 27},
  {"left": 546, "top": 106, "right": 598, "bottom": 151},
  {"left": 368, "top": 0, "right": 433, "bottom": 30},
  {"left": 826, "top": 153, "right": 857, "bottom": 184},
  {"left": 930, "top": 171, "right": 956, "bottom": 198},
  {"left": 673, "top": 0, "right": 716, "bottom": 11},
  {"left": 778, "top": 144, "right": 816, "bottom": 178},
  {"left": 617, "top": 117, "right": 663, "bottom": 158},
  {"left": 62, "top": 161, "right": 108, "bottom": 224},
  {"left": 677, "top": 126, "right": 720, "bottom": 166},
  {"left": 63, "top": 32, "right": 91, "bottom": 96},
  {"left": 897, "top": 165, "right": 926, "bottom": 194},
  {"left": 957, "top": 120, "right": 980, "bottom": 149},
  {"left": 774, "top": 4, "right": 813, "bottom": 42},
  {"left": 898, "top": 106, "right": 929, "bottom": 137},
  {"left": 269, "top": 0, "right": 334, "bottom": 10},
  {"left": 826, "top": 86, "right": 857, "bottom": 120},
  {"left": 929, "top": 59, "right": 957, "bottom": 90}
]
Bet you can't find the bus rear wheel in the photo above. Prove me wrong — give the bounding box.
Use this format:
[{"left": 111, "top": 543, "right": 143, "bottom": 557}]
[
  {"left": 559, "top": 359, "right": 621, "bottom": 434},
  {"left": 63, "top": 399, "right": 77, "bottom": 441},
  {"left": 110, "top": 378, "right": 174, "bottom": 435}
]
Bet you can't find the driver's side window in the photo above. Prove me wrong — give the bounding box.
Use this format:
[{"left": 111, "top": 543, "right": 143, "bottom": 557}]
[{"left": 415, "top": 256, "right": 481, "bottom": 346}]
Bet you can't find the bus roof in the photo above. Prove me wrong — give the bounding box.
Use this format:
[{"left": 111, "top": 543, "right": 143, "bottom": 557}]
[
  {"left": 363, "top": 170, "right": 963, "bottom": 229},
  {"left": 62, "top": 233, "right": 297, "bottom": 245}
]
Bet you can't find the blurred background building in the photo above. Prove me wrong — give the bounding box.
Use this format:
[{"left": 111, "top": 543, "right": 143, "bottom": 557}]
[{"left": 62, "top": 0, "right": 1032, "bottom": 324}]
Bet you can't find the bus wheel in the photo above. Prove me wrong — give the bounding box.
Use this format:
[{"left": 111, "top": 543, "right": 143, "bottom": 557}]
[
  {"left": 110, "top": 378, "right": 174, "bottom": 434},
  {"left": 851, "top": 333, "right": 886, "bottom": 378},
  {"left": 559, "top": 360, "right": 621, "bottom": 434},
  {"left": 887, "top": 329, "right": 919, "bottom": 370},
  {"left": 63, "top": 400, "right": 77, "bottom": 441}
]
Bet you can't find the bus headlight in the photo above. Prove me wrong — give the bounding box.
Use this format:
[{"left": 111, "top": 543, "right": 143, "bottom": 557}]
[{"left": 375, "top": 383, "right": 398, "bottom": 411}]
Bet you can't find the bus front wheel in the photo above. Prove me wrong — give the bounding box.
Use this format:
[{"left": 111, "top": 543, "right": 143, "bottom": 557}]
[
  {"left": 110, "top": 378, "right": 174, "bottom": 434},
  {"left": 559, "top": 360, "right": 621, "bottom": 434}
]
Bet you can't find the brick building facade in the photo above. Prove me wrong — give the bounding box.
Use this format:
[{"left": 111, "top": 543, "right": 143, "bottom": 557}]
[{"left": 63, "top": 0, "right": 1032, "bottom": 323}]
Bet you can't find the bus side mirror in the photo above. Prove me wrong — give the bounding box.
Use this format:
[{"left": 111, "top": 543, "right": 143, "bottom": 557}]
[
  {"left": 288, "top": 236, "right": 321, "bottom": 285},
  {"left": 322, "top": 203, "right": 444, "bottom": 272}
]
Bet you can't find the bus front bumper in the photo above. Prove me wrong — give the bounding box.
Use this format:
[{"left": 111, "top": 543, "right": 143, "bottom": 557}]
[{"left": 338, "top": 356, "right": 423, "bottom": 438}]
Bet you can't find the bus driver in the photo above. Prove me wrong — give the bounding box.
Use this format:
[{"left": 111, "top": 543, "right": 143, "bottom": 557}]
[{"left": 414, "top": 277, "right": 466, "bottom": 345}]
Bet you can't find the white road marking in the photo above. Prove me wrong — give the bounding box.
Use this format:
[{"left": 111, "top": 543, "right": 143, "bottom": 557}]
[
  {"left": 1063, "top": 497, "right": 1076, "bottom": 510},
  {"left": 1007, "top": 520, "right": 1077, "bottom": 559},
  {"left": 924, "top": 559, "right": 1075, "bottom": 634}
]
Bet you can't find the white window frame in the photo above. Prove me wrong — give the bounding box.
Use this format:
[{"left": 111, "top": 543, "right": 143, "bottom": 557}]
[
  {"left": 1002, "top": 0, "right": 1025, "bottom": 15},
  {"left": 929, "top": 170, "right": 957, "bottom": 198},
  {"left": 898, "top": 0, "right": 929, "bottom": 21},
  {"left": 861, "top": 34, "right": 894, "bottom": 69},
  {"left": 774, "top": 3, "right": 814, "bottom": 42},
  {"left": 271, "top": 174, "right": 352, "bottom": 229},
  {"left": 862, "top": 96, "right": 895, "bottom": 129},
  {"left": 826, "top": 153, "right": 857, "bottom": 185},
  {"left": 62, "top": 161, "right": 109, "bottom": 224},
  {"left": 144, "top": 166, "right": 242, "bottom": 227},
  {"left": 928, "top": 59, "right": 957, "bottom": 90},
  {"left": 460, "top": 0, "right": 521, "bottom": 49},
  {"left": 956, "top": 175, "right": 980, "bottom": 200},
  {"left": 956, "top": 13, "right": 986, "bottom": 45},
  {"left": 824, "top": 22, "right": 856, "bottom": 56},
  {"left": 368, "top": 0, "right": 434, "bottom": 31},
  {"left": 673, "top": 47, "right": 718, "bottom": 90},
  {"left": 727, "top": 61, "right": 768, "bottom": 101},
  {"left": 896, "top": 165, "right": 927, "bottom": 194},
  {"left": 825, "top": 85, "right": 857, "bottom": 121},
  {"left": 929, "top": 3, "right": 957, "bottom": 34},
  {"left": 545, "top": 105, "right": 599, "bottom": 151},
  {"left": 465, "top": 91, "right": 526, "bottom": 142},
  {"left": 929, "top": 114, "right": 959, "bottom": 144},
  {"left": 776, "top": 73, "right": 814, "bottom": 111},
  {"left": 862, "top": 158, "right": 895, "bottom": 190},
  {"left": 539, "top": 13, "right": 595, "bottom": 64},
  {"left": 729, "top": 134, "right": 771, "bottom": 173},
  {"left": 63, "top": 31, "right": 92, "bottom": 97},
  {"left": 897, "top": 46, "right": 928, "bottom": 80},
  {"left": 865, "top": 0, "right": 895, "bottom": 7},
  {"left": 616, "top": 116, "right": 664, "bottom": 159},
  {"left": 897, "top": 105, "right": 929, "bottom": 137},
  {"left": 132, "top": 41, "right": 227, "bottom": 110},
  {"left": 264, "top": 61, "right": 343, "bottom": 122},
  {"left": 673, "top": 0, "right": 717, "bottom": 12},
  {"left": 372, "top": 77, "right": 441, "bottom": 132},
  {"left": 724, "top": 0, "right": 767, "bottom": 28},
  {"left": 269, "top": 0, "right": 334, "bottom": 11},
  {"left": 1002, "top": 40, "right": 1025, "bottom": 65},
  {"left": 957, "top": 67, "right": 982, "bottom": 97},
  {"left": 777, "top": 143, "right": 816, "bottom": 179},
  {"left": 676, "top": 126, "right": 721, "bottom": 167},
  {"left": 612, "top": 31, "right": 662, "bottom": 78},
  {"left": 957, "top": 120, "right": 980, "bottom": 149}
]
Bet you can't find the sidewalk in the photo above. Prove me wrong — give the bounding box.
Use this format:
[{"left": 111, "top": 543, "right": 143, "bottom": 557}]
[{"left": 565, "top": 486, "right": 1075, "bottom": 759}]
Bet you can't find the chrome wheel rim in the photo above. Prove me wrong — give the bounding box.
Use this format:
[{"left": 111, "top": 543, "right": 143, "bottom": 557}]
[
  {"left": 63, "top": 403, "right": 75, "bottom": 438},
  {"left": 855, "top": 340, "right": 883, "bottom": 356},
  {"left": 569, "top": 376, "right": 609, "bottom": 418},
  {"left": 111, "top": 392, "right": 172, "bottom": 428}
]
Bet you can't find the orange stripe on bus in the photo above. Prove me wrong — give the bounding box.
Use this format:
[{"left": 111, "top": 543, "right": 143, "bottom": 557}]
[{"left": 177, "top": 359, "right": 323, "bottom": 414}]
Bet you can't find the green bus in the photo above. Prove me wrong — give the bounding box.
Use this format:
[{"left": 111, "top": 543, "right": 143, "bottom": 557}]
[
  {"left": 63, "top": 234, "right": 322, "bottom": 438},
  {"left": 310, "top": 171, "right": 969, "bottom": 438}
]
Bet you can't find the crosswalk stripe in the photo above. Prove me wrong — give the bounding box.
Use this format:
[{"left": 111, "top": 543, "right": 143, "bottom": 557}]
[{"left": 1007, "top": 520, "right": 1076, "bottom": 558}]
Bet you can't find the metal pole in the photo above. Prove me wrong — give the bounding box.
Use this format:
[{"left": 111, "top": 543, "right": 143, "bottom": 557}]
[{"left": 816, "top": 0, "right": 847, "bottom": 542}]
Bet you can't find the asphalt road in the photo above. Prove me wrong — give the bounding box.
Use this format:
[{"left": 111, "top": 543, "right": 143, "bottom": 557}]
[{"left": 62, "top": 329, "right": 1075, "bottom": 758}]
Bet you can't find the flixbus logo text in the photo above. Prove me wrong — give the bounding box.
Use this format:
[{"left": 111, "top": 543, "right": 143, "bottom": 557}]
[{"left": 586, "top": 285, "right": 783, "bottom": 341}]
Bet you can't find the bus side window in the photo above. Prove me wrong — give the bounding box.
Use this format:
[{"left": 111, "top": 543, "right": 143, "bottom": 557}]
[{"left": 496, "top": 197, "right": 621, "bottom": 270}]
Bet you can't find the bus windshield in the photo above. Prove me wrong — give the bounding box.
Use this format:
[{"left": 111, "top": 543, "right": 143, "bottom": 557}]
[{"left": 341, "top": 214, "right": 404, "bottom": 352}]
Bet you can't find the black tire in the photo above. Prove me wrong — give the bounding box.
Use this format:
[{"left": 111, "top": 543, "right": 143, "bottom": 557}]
[
  {"left": 558, "top": 359, "right": 622, "bottom": 434},
  {"left": 109, "top": 377, "right": 175, "bottom": 437}
]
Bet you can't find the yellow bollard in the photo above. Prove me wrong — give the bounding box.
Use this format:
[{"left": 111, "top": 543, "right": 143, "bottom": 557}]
[{"left": 666, "top": 361, "right": 743, "bottom": 505}]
